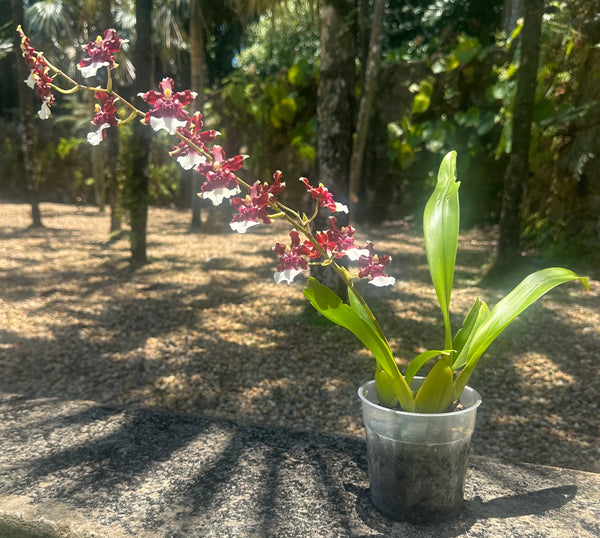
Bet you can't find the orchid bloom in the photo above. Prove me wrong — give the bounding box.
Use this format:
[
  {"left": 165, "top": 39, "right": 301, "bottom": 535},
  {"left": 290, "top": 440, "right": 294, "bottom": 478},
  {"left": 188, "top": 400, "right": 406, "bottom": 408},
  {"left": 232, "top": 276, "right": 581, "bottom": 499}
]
[
  {"left": 78, "top": 29, "right": 123, "bottom": 78},
  {"left": 139, "top": 78, "right": 197, "bottom": 135},
  {"left": 196, "top": 145, "right": 247, "bottom": 206},
  {"left": 300, "top": 177, "right": 348, "bottom": 214},
  {"left": 272, "top": 230, "right": 315, "bottom": 284},
  {"left": 230, "top": 171, "right": 286, "bottom": 233},
  {"left": 314, "top": 217, "right": 369, "bottom": 261},
  {"left": 87, "top": 92, "right": 119, "bottom": 145},
  {"left": 170, "top": 112, "right": 220, "bottom": 170},
  {"left": 358, "top": 242, "right": 396, "bottom": 287}
]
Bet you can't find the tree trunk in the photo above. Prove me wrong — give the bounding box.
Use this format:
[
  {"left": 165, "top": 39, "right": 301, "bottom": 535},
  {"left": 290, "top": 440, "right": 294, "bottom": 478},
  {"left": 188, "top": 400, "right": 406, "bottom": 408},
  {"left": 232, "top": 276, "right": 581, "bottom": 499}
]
[
  {"left": 495, "top": 0, "right": 544, "bottom": 269},
  {"left": 11, "top": 0, "right": 43, "bottom": 228},
  {"left": 126, "top": 0, "right": 153, "bottom": 264},
  {"left": 189, "top": 0, "right": 205, "bottom": 230},
  {"left": 312, "top": 0, "right": 356, "bottom": 295},
  {"left": 503, "top": 0, "right": 524, "bottom": 34},
  {"left": 349, "top": 0, "right": 384, "bottom": 219}
]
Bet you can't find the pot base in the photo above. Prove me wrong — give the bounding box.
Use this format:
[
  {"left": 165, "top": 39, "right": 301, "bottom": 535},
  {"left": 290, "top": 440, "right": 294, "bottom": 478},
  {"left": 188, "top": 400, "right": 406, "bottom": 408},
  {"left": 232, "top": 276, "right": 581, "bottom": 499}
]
[{"left": 367, "top": 434, "right": 470, "bottom": 523}]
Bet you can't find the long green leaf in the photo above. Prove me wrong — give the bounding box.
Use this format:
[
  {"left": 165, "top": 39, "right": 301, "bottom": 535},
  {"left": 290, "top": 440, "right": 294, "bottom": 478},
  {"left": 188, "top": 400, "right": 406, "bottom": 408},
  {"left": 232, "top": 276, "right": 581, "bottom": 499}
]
[
  {"left": 348, "top": 286, "right": 385, "bottom": 340},
  {"left": 451, "top": 297, "right": 483, "bottom": 366},
  {"left": 304, "top": 278, "right": 414, "bottom": 410},
  {"left": 405, "top": 349, "right": 452, "bottom": 385},
  {"left": 423, "top": 151, "right": 460, "bottom": 349},
  {"left": 454, "top": 268, "right": 589, "bottom": 374}
]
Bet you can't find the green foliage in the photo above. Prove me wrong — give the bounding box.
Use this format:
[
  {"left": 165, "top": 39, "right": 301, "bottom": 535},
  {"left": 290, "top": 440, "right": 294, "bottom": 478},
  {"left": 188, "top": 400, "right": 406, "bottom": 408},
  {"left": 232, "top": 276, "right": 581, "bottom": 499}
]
[
  {"left": 236, "top": 4, "right": 319, "bottom": 77},
  {"left": 57, "top": 137, "right": 85, "bottom": 159}
]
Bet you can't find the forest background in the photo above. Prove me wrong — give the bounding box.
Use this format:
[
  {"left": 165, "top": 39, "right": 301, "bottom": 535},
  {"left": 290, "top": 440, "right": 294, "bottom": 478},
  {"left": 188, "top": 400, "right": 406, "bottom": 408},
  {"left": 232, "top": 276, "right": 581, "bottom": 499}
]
[{"left": 0, "top": 0, "right": 599, "bottom": 273}]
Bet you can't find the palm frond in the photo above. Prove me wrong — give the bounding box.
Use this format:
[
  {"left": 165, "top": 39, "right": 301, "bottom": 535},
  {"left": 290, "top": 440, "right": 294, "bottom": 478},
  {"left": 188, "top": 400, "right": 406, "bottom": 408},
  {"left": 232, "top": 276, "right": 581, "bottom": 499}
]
[
  {"left": 0, "top": 40, "right": 12, "bottom": 61},
  {"left": 25, "top": 0, "right": 74, "bottom": 39}
]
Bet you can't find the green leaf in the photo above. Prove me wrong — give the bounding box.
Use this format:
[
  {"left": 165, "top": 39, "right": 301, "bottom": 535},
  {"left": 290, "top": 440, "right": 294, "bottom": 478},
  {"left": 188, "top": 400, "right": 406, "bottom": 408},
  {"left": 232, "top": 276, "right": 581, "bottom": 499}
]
[
  {"left": 304, "top": 278, "right": 415, "bottom": 410},
  {"left": 412, "top": 93, "right": 431, "bottom": 114},
  {"left": 451, "top": 298, "right": 483, "bottom": 363},
  {"left": 348, "top": 287, "right": 382, "bottom": 335},
  {"left": 415, "top": 359, "right": 454, "bottom": 413},
  {"left": 375, "top": 366, "right": 399, "bottom": 408},
  {"left": 423, "top": 151, "right": 460, "bottom": 349},
  {"left": 304, "top": 279, "right": 393, "bottom": 372},
  {"left": 454, "top": 268, "right": 589, "bottom": 376},
  {"left": 405, "top": 350, "right": 452, "bottom": 385}
]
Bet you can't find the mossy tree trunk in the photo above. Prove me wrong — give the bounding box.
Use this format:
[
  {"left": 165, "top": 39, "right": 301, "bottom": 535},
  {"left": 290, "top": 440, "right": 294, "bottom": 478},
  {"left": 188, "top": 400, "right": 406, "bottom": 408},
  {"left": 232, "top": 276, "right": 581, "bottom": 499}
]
[
  {"left": 495, "top": 0, "right": 544, "bottom": 268},
  {"left": 313, "top": 0, "right": 356, "bottom": 296}
]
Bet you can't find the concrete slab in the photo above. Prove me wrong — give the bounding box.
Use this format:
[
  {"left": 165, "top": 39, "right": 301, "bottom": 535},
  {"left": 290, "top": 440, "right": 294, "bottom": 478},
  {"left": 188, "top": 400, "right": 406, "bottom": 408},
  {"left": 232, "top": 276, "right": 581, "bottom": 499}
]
[{"left": 1, "top": 393, "right": 598, "bottom": 537}]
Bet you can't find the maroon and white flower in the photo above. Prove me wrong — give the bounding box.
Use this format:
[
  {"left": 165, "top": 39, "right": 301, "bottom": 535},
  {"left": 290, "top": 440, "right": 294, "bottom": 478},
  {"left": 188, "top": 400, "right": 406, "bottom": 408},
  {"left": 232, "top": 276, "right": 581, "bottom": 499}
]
[
  {"left": 30, "top": 57, "right": 55, "bottom": 119},
  {"left": 358, "top": 242, "right": 396, "bottom": 287},
  {"left": 170, "top": 112, "right": 219, "bottom": 170},
  {"left": 139, "top": 78, "right": 196, "bottom": 135},
  {"left": 315, "top": 217, "right": 369, "bottom": 261},
  {"left": 196, "top": 145, "right": 246, "bottom": 206},
  {"left": 300, "top": 177, "right": 348, "bottom": 213},
  {"left": 272, "top": 230, "right": 314, "bottom": 284},
  {"left": 87, "top": 91, "right": 118, "bottom": 145},
  {"left": 78, "top": 29, "right": 123, "bottom": 78},
  {"left": 230, "top": 171, "right": 286, "bottom": 233}
]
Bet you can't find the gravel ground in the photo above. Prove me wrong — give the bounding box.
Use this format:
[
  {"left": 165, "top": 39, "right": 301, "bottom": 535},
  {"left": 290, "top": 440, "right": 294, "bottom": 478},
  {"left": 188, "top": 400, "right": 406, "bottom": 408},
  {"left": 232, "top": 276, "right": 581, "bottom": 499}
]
[{"left": 1, "top": 202, "right": 598, "bottom": 473}]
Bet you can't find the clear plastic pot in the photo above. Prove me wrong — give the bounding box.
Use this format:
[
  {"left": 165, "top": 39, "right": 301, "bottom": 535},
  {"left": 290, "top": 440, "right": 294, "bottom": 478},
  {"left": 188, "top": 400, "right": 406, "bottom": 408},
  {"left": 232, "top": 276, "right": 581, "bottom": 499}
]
[{"left": 358, "top": 378, "right": 482, "bottom": 522}]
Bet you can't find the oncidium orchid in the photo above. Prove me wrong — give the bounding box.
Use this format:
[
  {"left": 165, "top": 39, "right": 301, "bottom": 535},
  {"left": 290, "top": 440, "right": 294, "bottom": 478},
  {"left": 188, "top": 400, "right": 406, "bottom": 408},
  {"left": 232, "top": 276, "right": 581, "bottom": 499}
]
[{"left": 17, "top": 27, "right": 589, "bottom": 413}]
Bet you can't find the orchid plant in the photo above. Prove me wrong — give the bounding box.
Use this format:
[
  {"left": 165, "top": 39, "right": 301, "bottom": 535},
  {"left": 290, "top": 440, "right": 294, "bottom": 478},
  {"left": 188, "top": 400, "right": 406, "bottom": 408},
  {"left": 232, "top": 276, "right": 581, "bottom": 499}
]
[{"left": 18, "top": 27, "right": 589, "bottom": 414}]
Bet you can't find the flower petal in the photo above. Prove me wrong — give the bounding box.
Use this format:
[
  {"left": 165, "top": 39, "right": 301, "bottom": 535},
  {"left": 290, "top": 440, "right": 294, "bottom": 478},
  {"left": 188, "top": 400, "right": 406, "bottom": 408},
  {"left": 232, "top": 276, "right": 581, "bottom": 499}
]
[
  {"left": 177, "top": 152, "right": 206, "bottom": 170},
  {"left": 149, "top": 115, "right": 188, "bottom": 135},
  {"left": 230, "top": 219, "right": 259, "bottom": 234},
  {"left": 344, "top": 247, "right": 370, "bottom": 261},
  {"left": 78, "top": 61, "right": 110, "bottom": 78},
  {"left": 25, "top": 71, "right": 35, "bottom": 89},
  {"left": 38, "top": 101, "right": 51, "bottom": 120},
  {"left": 274, "top": 268, "right": 304, "bottom": 285},
  {"left": 200, "top": 186, "right": 240, "bottom": 206},
  {"left": 368, "top": 275, "right": 396, "bottom": 287}
]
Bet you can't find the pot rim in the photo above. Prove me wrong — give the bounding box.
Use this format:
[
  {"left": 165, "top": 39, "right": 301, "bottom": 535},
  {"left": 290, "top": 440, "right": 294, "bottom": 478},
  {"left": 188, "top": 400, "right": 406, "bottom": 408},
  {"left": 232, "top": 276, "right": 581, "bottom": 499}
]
[{"left": 358, "top": 378, "right": 482, "bottom": 418}]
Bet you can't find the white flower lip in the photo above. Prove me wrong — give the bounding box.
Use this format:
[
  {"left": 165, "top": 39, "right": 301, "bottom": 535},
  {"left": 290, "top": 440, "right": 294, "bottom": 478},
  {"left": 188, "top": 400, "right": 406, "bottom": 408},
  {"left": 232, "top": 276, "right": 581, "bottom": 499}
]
[
  {"left": 230, "top": 220, "right": 259, "bottom": 234},
  {"left": 335, "top": 202, "right": 349, "bottom": 213},
  {"left": 86, "top": 123, "right": 110, "bottom": 145},
  {"left": 200, "top": 186, "right": 240, "bottom": 206},
  {"left": 344, "top": 247, "right": 370, "bottom": 261},
  {"left": 149, "top": 116, "right": 188, "bottom": 135},
  {"left": 368, "top": 275, "right": 396, "bottom": 287},
  {"left": 78, "top": 61, "right": 110, "bottom": 78},
  {"left": 176, "top": 152, "right": 206, "bottom": 170},
  {"left": 274, "top": 268, "right": 303, "bottom": 285},
  {"left": 38, "top": 100, "right": 52, "bottom": 120}
]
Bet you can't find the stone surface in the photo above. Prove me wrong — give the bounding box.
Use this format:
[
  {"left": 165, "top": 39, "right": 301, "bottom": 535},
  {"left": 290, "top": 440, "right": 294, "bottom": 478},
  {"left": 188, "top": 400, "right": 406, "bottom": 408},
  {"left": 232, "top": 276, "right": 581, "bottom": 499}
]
[{"left": 0, "top": 392, "right": 599, "bottom": 537}]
